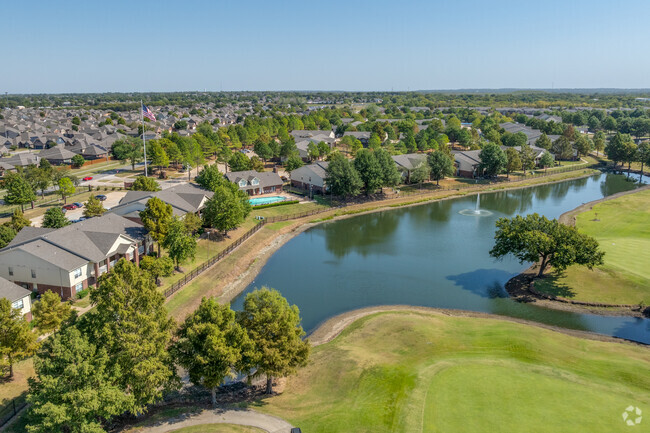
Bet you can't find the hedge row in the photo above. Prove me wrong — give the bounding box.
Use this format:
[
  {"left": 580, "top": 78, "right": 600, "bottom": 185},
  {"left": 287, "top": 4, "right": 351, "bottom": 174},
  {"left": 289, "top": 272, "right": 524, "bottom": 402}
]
[{"left": 252, "top": 200, "right": 299, "bottom": 209}]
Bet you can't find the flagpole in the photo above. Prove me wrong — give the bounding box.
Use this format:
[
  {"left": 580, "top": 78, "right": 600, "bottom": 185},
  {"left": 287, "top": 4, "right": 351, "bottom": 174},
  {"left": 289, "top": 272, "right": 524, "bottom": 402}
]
[{"left": 141, "top": 100, "right": 148, "bottom": 177}]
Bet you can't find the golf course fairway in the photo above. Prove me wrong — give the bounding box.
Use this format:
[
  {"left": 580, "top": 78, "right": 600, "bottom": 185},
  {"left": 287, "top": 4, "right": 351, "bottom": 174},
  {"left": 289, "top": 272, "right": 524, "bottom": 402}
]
[{"left": 254, "top": 311, "right": 650, "bottom": 433}]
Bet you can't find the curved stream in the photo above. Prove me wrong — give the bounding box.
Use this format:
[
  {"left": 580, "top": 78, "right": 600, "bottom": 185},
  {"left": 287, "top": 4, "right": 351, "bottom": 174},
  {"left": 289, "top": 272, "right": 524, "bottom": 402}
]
[{"left": 232, "top": 173, "right": 650, "bottom": 344}]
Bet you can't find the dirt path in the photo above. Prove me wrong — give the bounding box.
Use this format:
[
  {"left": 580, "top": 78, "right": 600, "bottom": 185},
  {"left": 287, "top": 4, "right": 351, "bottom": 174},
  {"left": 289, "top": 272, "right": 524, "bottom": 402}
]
[{"left": 134, "top": 408, "right": 293, "bottom": 433}]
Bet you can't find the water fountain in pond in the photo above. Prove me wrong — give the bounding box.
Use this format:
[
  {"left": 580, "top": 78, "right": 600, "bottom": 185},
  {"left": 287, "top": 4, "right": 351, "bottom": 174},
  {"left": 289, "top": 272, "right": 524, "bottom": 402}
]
[{"left": 459, "top": 193, "right": 493, "bottom": 216}]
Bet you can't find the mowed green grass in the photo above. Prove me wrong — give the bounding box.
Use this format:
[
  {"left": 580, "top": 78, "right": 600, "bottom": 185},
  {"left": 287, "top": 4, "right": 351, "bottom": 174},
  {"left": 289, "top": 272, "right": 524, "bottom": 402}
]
[
  {"left": 254, "top": 312, "right": 650, "bottom": 433},
  {"left": 536, "top": 188, "right": 650, "bottom": 305}
]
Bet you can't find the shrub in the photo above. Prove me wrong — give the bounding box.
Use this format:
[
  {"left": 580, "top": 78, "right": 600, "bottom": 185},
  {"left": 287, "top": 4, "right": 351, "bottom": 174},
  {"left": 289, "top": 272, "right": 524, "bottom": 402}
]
[
  {"left": 252, "top": 200, "right": 299, "bottom": 209},
  {"left": 76, "top": 288, "right": 89, "bottom": 299}
]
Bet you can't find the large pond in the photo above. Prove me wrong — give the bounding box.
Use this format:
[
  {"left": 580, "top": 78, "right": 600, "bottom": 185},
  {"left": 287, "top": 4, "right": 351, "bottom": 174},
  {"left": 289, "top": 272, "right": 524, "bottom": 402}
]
[{"left": 232, "top": 173, "right": 650, "bottom": 344}]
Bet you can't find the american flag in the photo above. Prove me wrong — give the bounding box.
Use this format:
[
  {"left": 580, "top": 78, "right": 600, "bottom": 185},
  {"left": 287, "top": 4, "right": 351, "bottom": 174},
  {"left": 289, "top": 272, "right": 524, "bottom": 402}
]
[{"left": 142, "top": 104, "right": 156, "bottom": 121}]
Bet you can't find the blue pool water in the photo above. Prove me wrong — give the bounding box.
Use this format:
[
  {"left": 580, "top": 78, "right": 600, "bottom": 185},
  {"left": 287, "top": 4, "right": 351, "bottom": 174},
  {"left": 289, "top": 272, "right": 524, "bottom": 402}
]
[{"left": 249, "top": 196, "right": 286, "bottom": 206}]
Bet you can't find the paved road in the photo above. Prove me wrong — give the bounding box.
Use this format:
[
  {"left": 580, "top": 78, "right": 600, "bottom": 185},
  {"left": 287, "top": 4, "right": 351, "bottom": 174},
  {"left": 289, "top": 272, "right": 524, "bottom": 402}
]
[{"left": 137, "top": 408, "right": 293, "bottom": 433}]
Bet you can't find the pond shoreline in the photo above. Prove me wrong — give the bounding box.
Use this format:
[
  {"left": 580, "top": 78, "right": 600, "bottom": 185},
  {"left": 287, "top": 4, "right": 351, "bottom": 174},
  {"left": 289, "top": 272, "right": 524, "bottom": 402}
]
[
  {"left": 504, "top": 185, "right": 650, "bottom": 318},
  {"left": 214, "top": 170, "right": 602, "bottom": 309}
]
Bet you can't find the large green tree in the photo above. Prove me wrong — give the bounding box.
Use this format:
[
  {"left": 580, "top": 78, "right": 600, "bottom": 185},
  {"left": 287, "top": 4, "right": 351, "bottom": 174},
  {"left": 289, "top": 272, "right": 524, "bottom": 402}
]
[
  {"left": 535, "top": 133, "right": 552, "bottom": 150},
  {"left": 173, "top": 298, "right": 252, "bottom": 406},
  {"left": 427, "top": 150, "right": 455, "bottom": 185},
  {"left": 43, "top": 207, "right": 71, "bottom": 228},
  {"left": 83, "top": 195, "right": 106, "bottom": 218},
  {"left": 139, "top": 256, "right": 174, "bottom": 286},
  {"left": 82, "top": 259, "right": 177, "bottom": 415},
  {"left": 236, "top": 287, "right": 309, "bottom": 394},
  {"left": 0, "top": 298, "right": 37, "bottom": 378},
  {"left": 26, "top": 326, "right": 131, "bottom": 433},
  {"left": 4, "top": 172, "right": 36, "bottom": 212},
  {"left": 539, "top": 152, "right": 555, "bottom": 172},
  {"left": 162, "top": 217, "right": 197, "bottom": 270},
  {"left": 325, "top": 153, "right": 362, "bottom": 198},
  {"left": 139, "top": 197, "right": 173, "bottom": 255},
  {"left": 9, "top": 209, "right": 31, "bottom": 232},
  {"left": 58, "top": 177, "right": 75, "bottom": 203},
  {"left": 490, "top": 213, "right": 604, "bottom": 278},
  {"left": 505, "top": 147, "right": 521, "bottom": 177},
  {"left": 0, "top": 225, "right": 17, "bottom": 248},
  {"left": 637, "top": 141, "right": 650, "bottom": 182},
  {"left": 519, "top": 143, "right": 537, "bottom": 172},
  {"left": 354, "top": 149, "right": 383, "bottom": 195},
  {"left": 375, "top": 148, "right": 401, "bottom": 188},
  {"left": 478, "top": 142, "right": 507, "bottom": 177},
  {"left": 196, "top": 164, "right": 227, "bottom": 191},
  {"left": 202, "top": 186, "right": 251, "bottom": 235},
  {"left": 32, "top": 291, "right": 72, "bottom": 335},
  {"left": 228, "top": 152, "right": 252, "bottom": 172},
  {"left": 130, "top": 175, "right": 161, "bottom": 191},
  {"left": 111, "top": 138, "right": 143, "bottom": 170},
  {"left": 552, "top": 136, "right": 574, "bottom": 162}
]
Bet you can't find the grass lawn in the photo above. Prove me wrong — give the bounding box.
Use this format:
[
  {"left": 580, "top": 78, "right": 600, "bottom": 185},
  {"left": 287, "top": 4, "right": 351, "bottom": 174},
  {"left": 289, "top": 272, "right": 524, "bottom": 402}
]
[
  {"left": 169, "top": 425, "right": 265, "bottom": 433},
  {"left": 0, "top": 359, "right": 34, "bottom": 403},
  {"left": 535, "top": 188, "right": 650, "bottom": 305},
  {"left": 252, "top": 312, "right": 650, "bottom": 433}
]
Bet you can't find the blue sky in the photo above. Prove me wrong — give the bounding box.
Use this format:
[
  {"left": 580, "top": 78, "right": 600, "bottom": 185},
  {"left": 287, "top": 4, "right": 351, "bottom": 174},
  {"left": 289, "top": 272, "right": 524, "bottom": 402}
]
[{"left": 2, "top": 0, "right": 649, "bottom": 93}]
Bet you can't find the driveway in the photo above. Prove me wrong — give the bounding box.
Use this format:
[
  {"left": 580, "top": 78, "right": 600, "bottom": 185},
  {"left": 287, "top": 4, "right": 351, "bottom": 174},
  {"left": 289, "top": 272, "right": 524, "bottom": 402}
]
[{"left": 135, "top": 408, "right": 293, "bottom": 433}]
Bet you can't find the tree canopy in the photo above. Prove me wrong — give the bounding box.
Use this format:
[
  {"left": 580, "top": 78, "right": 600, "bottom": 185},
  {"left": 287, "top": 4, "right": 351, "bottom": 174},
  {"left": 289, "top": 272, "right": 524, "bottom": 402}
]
[
  {"left": 43, "top": 207, "right": 70, "bottom": 228},
  {"left": 172, "top": 298, "right": 251, "bottom": 406},
  {"left": 236, "top": 287, "right": 310, "bottom": 394},
  {"left": 325, "top": 153, "right": 362, "bottom": 198},
  {"left": 130, "top": 176, "right": 161, "bottom": 191},
  {"left": 427, "top": 150, "right": 455, "bottom": 185},
  {"left": 490, "top": 213, "right": 604, "bottom": 278}
]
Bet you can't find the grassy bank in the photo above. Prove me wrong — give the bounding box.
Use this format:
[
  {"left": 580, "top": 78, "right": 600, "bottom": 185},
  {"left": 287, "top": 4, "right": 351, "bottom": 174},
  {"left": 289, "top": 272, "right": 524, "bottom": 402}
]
[
  {"left": 253, "top": 311, "right": 650, "bottom": 433},
  {"left": 535, "top": 188, "right": 650, "bottom": 305}
]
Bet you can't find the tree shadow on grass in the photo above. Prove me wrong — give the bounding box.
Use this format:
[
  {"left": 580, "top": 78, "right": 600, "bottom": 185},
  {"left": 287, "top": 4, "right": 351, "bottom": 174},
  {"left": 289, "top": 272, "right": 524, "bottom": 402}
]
[{"left": 534, "top": 273, "right": 577, "bottom": 298}]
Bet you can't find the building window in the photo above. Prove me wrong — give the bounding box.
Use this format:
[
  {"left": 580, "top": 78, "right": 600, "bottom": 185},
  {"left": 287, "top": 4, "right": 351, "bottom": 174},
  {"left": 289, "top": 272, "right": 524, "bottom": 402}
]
[
  {"left": 8, "top": 267, "right": 13, "bottom": 276},
  {"left": 31, "top": 269, "right": 36, "bottom": 278},
  {"left": 12, "top": 299, "right": 24, "bottom": 310},
  {"left": 239, "top": 180, "right": 246, "bottom": 187},
  {"left": 74, "top": 267, "right": 82, "bottom": 278},
  {"left": 75, "top": 282, "right": 83, "bottom": 293},
  {"left": 251, "top": 178, "right": 259, "bottom": 185}
]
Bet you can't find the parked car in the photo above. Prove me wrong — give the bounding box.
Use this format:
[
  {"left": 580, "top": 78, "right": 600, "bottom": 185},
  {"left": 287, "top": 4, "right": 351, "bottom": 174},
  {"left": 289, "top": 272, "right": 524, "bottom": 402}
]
[
  {"left": 95, "top": 194, "right": 107, "bottom": 201},
  {"left": 73, "top": 202, "right": 83, "bottom": 208},
  {"left": 62, "top": 204, "right": 77, "bottom": 211},
  {"left": 82, "top": 176, "right": 93, "bottom": 181}
]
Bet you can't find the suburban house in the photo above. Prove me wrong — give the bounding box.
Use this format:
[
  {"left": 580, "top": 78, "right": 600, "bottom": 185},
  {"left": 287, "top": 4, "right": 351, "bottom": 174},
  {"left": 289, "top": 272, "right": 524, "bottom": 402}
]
[
  {"left": 290, "top": 130, "right": 335, "bottom": 143},
  {"left": 38, "top": 144, "right": 78, "bottom": 165},
  {"left": 0, "top": 214, "right": 151, "bottom": 300},
  {"left": 291, "top": 130, "right": 335, "bottom": 160},
  {"left": 500, "top": 122, "right": 560, "bottom": 146},
  {"left": 0, "top": 276, "right": 32, "bottom": 321},
  {"left": 391, "top": 153, "right": 428, "bottom": 183},
  {"left": 225, "top": 170, "right": 283, "bottom": 196},
  {"left": 290, "top": 161, "right": 329, "bottom": 193},
  {"left": 452, "top": 150, "right": 482, "bottom": 178},
  {"left": 342, "top": 131, "right": 371, "bottom": 145},
  {"left": 1, "top": 152, "right": 40, "bottom": 168},
  {"left": 108, "top": 183, "right": 213, "bottom": 222},
  {"left": 453, "top": 144, "right": 553, "bottom": 178}
]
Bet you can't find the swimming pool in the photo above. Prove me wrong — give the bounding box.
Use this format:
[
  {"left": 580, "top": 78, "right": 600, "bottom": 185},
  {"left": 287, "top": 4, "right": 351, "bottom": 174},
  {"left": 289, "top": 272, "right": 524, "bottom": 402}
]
[{"left": 249, "top": 196, "right": 286, "bottom": 206}]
